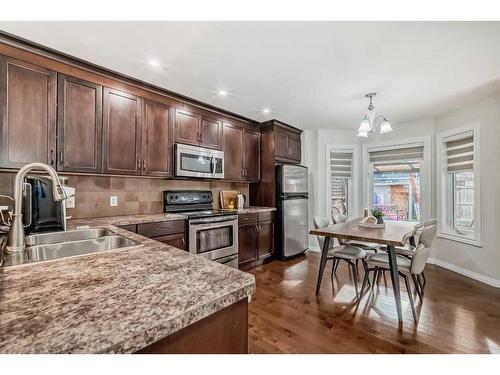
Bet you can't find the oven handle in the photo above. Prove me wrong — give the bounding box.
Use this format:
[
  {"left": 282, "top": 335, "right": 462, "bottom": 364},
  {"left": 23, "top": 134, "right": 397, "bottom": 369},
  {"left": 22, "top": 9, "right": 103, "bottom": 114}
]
[
  {"left": 189, "top": 216, "right": 237, "bottom": 225},
  {"left": 217, "top": 254, "right": 238, "bottom": 265}
]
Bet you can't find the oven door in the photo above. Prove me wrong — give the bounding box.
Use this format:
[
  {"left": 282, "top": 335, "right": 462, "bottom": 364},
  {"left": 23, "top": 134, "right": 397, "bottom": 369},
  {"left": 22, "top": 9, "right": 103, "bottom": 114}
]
[
  {"left": 188, "top": 216, "right": 238, "bottom": 260},
  {"left": 175, "top": 144, "right": 224, "bottom": 179}
]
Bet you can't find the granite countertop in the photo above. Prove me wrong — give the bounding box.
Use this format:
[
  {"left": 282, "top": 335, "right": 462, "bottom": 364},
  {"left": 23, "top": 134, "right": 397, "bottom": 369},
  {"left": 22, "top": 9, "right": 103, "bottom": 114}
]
[{"left": 0, "top": 214, "right": 256, "bottom": 354}]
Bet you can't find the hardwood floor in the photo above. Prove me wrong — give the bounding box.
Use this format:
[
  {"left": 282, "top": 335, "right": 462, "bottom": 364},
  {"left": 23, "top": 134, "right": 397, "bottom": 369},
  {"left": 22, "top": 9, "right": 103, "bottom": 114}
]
[{"left": 247, "top": 251, "right": 500, "bottom": 353}]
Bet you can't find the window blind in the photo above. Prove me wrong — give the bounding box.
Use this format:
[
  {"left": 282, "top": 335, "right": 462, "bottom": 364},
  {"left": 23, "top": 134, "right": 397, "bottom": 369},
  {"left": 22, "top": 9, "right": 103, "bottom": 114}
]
[
  {"left": 369, "top": 145, "right": 424, "bottom": 164},
  {"left": 446, "top": 135, "right": 474, "bottom": 172},
  {"left": 330, "top": 152, "right": 353, "bottom": 178}
]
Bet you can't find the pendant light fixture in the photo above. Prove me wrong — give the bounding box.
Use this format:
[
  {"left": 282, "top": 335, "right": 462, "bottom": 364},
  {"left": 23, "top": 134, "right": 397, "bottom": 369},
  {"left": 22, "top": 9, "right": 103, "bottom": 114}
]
[{"left": 357, "top": 93, "right": 393, "bottom": 137}]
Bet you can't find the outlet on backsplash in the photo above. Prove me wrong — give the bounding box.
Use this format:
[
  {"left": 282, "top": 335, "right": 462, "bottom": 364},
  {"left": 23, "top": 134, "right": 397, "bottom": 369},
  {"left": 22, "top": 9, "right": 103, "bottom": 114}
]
[{"left": 110, "top": 196, "right": 118, "bottom": 207}]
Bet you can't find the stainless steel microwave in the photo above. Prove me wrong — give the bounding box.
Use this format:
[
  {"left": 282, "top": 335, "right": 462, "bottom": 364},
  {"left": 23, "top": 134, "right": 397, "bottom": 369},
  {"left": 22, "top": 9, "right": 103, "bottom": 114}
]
[{"left": 175, "top": 143, "right": 224, "bottom": 179}]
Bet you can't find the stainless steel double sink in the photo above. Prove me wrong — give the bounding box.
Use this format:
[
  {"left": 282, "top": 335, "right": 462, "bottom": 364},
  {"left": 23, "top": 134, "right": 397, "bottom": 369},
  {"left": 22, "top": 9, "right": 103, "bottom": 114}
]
[{"left": 2, "top": 228, "right": 139, "bottom": 267}]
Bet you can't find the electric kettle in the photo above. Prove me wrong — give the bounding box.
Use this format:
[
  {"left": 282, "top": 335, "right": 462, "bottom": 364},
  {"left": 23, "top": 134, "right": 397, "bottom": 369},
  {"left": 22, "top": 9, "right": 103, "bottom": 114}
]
[{"left": 236, "top": 193, "right": 246, "bottom": 209}]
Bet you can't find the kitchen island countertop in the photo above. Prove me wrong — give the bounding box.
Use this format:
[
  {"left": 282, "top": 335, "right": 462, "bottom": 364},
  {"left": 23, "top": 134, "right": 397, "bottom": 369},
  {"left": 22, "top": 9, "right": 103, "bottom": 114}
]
[{"left": 0, "top": 213, "right": 256, "bottom": 353}]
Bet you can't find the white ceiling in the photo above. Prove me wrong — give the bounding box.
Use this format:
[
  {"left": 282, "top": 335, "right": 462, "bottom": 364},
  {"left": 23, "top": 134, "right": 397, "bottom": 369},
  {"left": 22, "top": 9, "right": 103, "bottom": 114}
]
[{"left": 2, "top": 21, "right": 500, "bottom": 130}]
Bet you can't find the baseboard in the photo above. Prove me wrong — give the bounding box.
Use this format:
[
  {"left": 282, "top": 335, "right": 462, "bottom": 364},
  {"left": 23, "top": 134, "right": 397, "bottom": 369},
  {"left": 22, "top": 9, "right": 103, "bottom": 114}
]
[{"left": 428, "top": 257, "right": 500, "bottom": 288}]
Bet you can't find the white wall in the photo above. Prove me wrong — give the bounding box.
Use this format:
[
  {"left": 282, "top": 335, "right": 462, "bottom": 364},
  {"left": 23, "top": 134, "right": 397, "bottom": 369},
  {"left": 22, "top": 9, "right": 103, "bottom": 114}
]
[
  {"left": 305, "top": 95, "right": 500, "bottom": 285},
  {"left": 432, "top": 93, "right": 500, "bottom": 283}
]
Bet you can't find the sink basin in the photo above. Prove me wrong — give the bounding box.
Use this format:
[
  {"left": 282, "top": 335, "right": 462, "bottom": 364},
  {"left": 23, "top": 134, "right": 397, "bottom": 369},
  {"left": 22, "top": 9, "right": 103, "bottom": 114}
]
[
  {"left": 25, "top": 228, "right": 116, "bottom": 246},
  {"left": 2, "top": 228, "right": 139, "bottom": 267}
]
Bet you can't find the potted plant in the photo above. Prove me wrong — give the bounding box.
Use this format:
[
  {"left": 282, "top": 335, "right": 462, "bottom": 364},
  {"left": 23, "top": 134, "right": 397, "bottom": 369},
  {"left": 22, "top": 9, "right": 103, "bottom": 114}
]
[{"left": 371, "top": 208, "right": 385, "bottom": 224}]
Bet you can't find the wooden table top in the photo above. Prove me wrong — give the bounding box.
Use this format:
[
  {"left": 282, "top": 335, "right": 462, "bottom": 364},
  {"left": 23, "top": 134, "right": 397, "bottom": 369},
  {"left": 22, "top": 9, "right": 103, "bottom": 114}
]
[{"left": 310, "top": 219, "right": 417, "bottom": 247}]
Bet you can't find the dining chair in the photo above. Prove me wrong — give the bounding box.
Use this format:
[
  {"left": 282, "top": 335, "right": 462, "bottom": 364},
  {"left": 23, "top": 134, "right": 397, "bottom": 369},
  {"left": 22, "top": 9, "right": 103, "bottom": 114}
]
[
  {"left": 378, "top": 218, "right": 437, "bottom": 290},
  {"left": 360, "top": 225, "right": 437, "bottom": 322},
  {"left": 313, "top": 216, "right": 369, "bottom": 299},
  {"left": 331, "top": 207, "right": 379, "bottom": 253}
]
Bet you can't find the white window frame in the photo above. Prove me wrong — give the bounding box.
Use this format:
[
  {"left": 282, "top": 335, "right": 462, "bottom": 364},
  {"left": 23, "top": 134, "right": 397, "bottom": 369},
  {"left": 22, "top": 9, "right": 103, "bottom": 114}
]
[
  {"left": 436, "top": 124, "right": 481, "bottom": 247},
  {"left": 362, "top": 136, "right": 432, "bottom": 222},
  {"left": 325, "top": 144, "right": 360, "bottom": 220}
]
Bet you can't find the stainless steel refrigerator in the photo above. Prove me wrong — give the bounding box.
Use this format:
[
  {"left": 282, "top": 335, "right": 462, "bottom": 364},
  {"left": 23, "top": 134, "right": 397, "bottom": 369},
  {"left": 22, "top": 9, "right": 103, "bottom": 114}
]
[{"left": 275, "top": 164, "right": 309, "bottom": 259}]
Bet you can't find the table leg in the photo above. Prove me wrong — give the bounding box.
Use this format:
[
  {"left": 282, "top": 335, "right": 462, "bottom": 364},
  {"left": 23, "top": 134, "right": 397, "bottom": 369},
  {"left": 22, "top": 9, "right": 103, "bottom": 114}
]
[
  {"left": 387, "top": 244, "right": 403, "bottom": 323},
  {"left": 315, "top": 237, "right": 331, "bottom": 296}
]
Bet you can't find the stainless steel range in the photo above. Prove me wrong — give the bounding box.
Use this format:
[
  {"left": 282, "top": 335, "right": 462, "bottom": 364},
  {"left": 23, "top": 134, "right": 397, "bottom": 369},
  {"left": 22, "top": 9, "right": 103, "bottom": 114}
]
[{"left": 164, "top": 190, "right": 238, "bottom": 268}]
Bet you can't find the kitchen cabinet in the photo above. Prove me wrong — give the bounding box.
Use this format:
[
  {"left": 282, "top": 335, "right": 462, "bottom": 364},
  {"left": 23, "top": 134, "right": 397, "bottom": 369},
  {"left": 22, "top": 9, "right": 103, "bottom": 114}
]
[
  {"left": 0, "top": 56, "right": 56, "bottom": 169},
  {"left": 136, "top": 220, "right": 187, "bottom": 250},
  {"left": 141, "top": 99, "right": 173, "bottom": 177},
  {"left": 243, "top": 129, "right": 261, "bottom": 181},
  {"left": 174, "top": 108, "right": 223, "bottom": 150},
  {"left": 223, "top": 122, "right": 260, "bottom": 182},
  {"left": 274, "top": 124, "right": 301, "bottom": 163},
  {"left": 102, "top": 87, "right": 142, "bottom": 175},
  {"left": 238, "top": 211, "right": 275, "bottom": 270},
  {"left": 57, "top": 74, "right": 102, "bottom": 173}
]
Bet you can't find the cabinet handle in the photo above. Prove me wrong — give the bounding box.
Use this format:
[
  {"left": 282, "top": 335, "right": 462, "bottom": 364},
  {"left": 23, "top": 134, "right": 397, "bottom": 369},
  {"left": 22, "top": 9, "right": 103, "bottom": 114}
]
[
  {"left": 60, "top": 150, "right": 64, "bottom": 164},
  {"left": 241, "top": 169, "right": 244, "bottom": 177},
  {"left": 181, "top": 238, "right": 186, "bottom": 249},
  {"left": 200, "top": 132, "right": 203, "bottom": 143},
  {"left": 137, "top": 158, "right": 141, "bottom": 170},
  {"left": 142, "top": 159, "right": 146, "bottom": 171},
  {"left": 50, "top": 149, "right": 55, "bottom": 166},
  {"left": 156, "top": 227, "right": 170, "bottom": 231}
]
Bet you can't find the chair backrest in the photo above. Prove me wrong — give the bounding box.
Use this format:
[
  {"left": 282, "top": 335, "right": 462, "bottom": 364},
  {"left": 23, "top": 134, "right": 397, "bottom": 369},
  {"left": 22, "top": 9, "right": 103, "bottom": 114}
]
[
  {"left": 331, "top": 210, "right": 347, "bottom": 245},
  {"left": 313, "top": 216, "right": 331, "bottom": 250},
  {"left": 410, "top": 225, "right": 436, "bottom": 274},
  {"left": 332, "top": 200, "right": 347, "bottom": 215},
  {"left": 423, "top": 218, "right": 437, "bottom": 227}
]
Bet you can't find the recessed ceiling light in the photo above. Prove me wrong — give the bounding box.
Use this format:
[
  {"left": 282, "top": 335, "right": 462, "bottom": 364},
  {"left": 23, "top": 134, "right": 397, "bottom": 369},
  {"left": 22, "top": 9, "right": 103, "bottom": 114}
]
[
  {"left": 148, "top": 60, "right": 160, "bottom": 67},
  {"left": 218, "top": 90, "right": 228, "bottom": 96},
  {"left": 262, "top": 108, "right": 271, "bottom": 114}
]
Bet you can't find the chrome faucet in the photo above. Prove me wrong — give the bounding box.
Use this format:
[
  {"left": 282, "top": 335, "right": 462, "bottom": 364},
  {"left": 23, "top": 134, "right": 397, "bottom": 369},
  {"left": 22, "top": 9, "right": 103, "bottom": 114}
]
[{"left": 6, "top": 163, "right": 68, "bottom": 254}]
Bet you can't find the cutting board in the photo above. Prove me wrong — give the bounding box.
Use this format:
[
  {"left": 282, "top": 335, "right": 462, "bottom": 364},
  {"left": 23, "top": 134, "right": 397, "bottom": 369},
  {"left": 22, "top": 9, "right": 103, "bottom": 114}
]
[{"left": 220, "top": 190, "right": 239, "bottom": 209}]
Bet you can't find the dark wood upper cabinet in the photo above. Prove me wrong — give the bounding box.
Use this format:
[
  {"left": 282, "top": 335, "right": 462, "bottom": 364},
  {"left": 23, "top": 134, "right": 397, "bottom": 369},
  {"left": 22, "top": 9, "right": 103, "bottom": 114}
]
[
  {"left": 102, "top": 87, "right": 142, "bottom": 175},
  {"left": 223, "top": 122, "right": 244, "bottom": 181},
  {"left": 287, "top": 133, "right": 301, "bottom": 162},
  {"left": 275, "top": 129, "right": 289, "bottom": 160},
  {"left": 0, "top": 56, "right": 56, "bottom": 168},
  {"left": 200, "top": 116, "right": 223, "bottom": 150},
  {"left": 57, "top": 74, "right": 102, "bottom": 173},
  {"left": 243, "top": 129, "right": 261, "bottom": 182},
  {"left": 174, "top": 108, "right": 200, "bottom": 146},
  {"left": 142, "top": 99, "right": 172, "bottom": 177}
]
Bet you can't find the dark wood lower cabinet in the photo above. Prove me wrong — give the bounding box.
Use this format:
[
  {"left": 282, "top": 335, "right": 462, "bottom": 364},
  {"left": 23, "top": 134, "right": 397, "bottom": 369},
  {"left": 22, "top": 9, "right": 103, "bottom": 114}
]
[
  {"left": 238, "top": 212, "right": 275, "bottom": 270},
  {"left": 137, "top": 298, "right": 248, "bottom": 354},
  {"left": 118, "top": 220, "right": 187, "bottom": 250},
  {"left": 154, "top": 233, "right": 187, "bottom": 250}
]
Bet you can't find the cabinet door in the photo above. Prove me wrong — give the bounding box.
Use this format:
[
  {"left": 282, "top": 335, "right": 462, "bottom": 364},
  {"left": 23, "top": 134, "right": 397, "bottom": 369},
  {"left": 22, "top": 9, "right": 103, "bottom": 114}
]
[
  {"left": 287, "top": 133, "right": 301, "bottom": 162},
  {"left": 174, "top": 108, "right": 200, "bottom": 146},
  {"left": 154, "top": 233, "right": 187, "bottom": 250},
  {"left": 200, "top": 116, "right": 222, "bottom": 150},
  {"left": 275, "top": 129, "right": 289, "bottom": 159},
  {"left": 0, "top": 57, "right": 56, "bottom": 168},
  {"left": 102, "top": 88, "right": 142, "bottom": 175},
  {"left": 257, "top": 220, "right": 274, "bottom": 260},
  {"left": 243, "top": 129, "right": 260, "bottom": 181},
  {"left": 57, "top": 74, "right": 102, "bottom": 173},
  {"left": 223, "top": 123, "right": 244, "bottom": 180},
  {"left": 142, "top": 99, "right": 172, "bottom": 177},
  {"left": 238, "top": 224, "right": 257, "bottom": 268}
]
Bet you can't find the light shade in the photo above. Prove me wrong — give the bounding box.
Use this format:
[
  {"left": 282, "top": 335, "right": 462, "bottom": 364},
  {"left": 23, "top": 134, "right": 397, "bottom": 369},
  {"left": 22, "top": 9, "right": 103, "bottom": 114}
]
[
  {"left": 380, "top": 119, "right": 393, "bottom": 134},
  {"left": 357, "top": 130, "right": 369, "bottom": 137},
  {"left": 358, "top": 115, "right": 371, "bottom": 132}
]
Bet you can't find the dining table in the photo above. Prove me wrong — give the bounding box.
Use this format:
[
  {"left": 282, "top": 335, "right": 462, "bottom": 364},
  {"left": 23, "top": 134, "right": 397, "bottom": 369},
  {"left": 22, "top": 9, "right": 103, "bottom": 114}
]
[{"left": 310, "top": 219, "right": 418, "bottom": 323}]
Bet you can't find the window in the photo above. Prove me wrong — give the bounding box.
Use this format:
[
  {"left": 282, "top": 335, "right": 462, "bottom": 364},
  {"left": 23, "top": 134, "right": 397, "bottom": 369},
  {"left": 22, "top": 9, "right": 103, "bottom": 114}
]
[
  {"left": 368, "top": 145, "right": 424, "bottom": 222},
  {"left": 437, "top": 127, "right": 480, "bottom": 246},
  {"left": 329, "top": 150, "right": 353, "bottom": 217}
]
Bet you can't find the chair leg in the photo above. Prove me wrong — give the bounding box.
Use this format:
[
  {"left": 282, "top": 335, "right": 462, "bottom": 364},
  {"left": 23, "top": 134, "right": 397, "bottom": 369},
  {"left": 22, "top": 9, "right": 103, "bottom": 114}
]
[
  {"left": 376, "top": 269, "right": 382, "bottom": 285},
  {"left": 360, "top": 267, "right": 370, "bottom": 298},
  {"left": 334, "top": 258, "right": 340, "bottom": 273},
  {"left": 421, "top": 272, "right": 427, "bottom": 288},
  {"left": 417, "top": 273, "right": 425, "bottom": 294},
  {"left": 402, "top": 274, "right": 417, "bottom": 322},
  {"left": 362, "top": 260, "right": 371, "bottom": 288},
  {"left": 371, "top": 267, "right": 379, "bottom": 290},
  {"left": 411, "top": 273, "right": 423, "bottom": 301},
  {"left": 348, "top": 260, "right": 359, "bottom": 298},
  {"left": 331, "top": 258, "right": 337, "bottom": 279},
  {"left": 355, "top": 259, "right": 359, "bottom": 276}
]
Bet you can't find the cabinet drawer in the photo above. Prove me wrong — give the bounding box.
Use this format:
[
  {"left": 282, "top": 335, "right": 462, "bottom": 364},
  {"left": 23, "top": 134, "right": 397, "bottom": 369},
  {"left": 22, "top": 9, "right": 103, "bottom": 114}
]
[
  {"left": 258, "top": 211, "right": 275, "bottom": 222},
  {"left": 238, "top": 213, "right": 258, "bottom": 225},
  {"left": 117, "top": 224, "right": 137, "bottom": 233},
  {"left": 137, "top": 220, "right": 186, "bottom": 238}
]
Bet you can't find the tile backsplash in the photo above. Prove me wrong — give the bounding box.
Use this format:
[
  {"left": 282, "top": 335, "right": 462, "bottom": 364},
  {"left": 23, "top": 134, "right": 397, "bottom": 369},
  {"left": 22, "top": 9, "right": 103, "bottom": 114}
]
[{"left": 0, "top": 172, "right": 249, "bottom": 219}]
